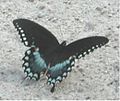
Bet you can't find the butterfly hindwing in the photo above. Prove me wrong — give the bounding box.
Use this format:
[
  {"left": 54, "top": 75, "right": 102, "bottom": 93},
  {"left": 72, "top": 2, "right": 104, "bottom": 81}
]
[
  {"left": 13, "top": 19, "right": 60, "bottom": 54},
  {"left": 47, "top": 57, "right": 74, "bottom": 82},
  {"left": 22, "top": 47, "right": 47, "bottom": 80},
  {"left": 46, "top": 56, "right": 75, "bottom": 92}
]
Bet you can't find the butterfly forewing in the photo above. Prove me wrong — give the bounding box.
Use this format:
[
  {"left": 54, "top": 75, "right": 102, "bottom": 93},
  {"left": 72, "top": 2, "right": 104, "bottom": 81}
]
[
  {"left": 13, "top": 19, "right": 60, "bottom": 54},
  {"left": 60, "top": 36, "right": 109, "bottom": 60}
]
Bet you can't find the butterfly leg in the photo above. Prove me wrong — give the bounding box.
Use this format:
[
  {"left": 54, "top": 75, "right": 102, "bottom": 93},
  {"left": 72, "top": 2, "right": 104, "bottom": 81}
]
[{"left": 44, "top": 63, "right": 51, "bottom": 76}]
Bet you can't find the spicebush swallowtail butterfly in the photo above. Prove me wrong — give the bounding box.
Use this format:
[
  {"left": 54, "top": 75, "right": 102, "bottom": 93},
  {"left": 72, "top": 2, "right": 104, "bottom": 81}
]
[{"left": 13, "top": 19, "right": 109, "bottom": 92}]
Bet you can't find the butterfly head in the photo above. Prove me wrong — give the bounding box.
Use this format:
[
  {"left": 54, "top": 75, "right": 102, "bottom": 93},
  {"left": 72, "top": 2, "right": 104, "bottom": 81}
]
[{"left": 61, "top": 41, "right": 66, "bottom": 46}]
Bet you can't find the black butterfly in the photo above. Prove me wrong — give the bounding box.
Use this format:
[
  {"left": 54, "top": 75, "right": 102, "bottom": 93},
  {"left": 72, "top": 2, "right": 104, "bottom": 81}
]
[{"left": 13, "top": 19, "right": 109, "bottom": 92}]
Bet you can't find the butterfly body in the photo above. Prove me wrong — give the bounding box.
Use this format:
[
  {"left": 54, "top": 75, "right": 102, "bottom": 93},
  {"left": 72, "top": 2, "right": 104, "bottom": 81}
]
[
  {"left": 13, "top": 19, "right": 109, "bottom": 92},
  {"left": 44, "top": 41, "right": 67, "bottom": 66}
]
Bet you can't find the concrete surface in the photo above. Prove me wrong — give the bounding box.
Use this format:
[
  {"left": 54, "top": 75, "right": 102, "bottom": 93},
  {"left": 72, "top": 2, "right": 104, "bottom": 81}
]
[{"left": 0, "top": 0, "right": 119, "bottom": 100}]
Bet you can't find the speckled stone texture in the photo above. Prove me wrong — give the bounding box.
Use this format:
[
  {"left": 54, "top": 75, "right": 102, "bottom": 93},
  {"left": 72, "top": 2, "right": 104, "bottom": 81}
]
[{"left": 0, "top": 0, "right": 119, "bottom": 100}]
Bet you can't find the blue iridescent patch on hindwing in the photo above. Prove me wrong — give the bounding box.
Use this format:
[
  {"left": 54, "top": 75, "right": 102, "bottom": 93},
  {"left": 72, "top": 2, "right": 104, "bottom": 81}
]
[
  {"left": 22, "top": 47, "right": 47, "bottom": 80},
  {"left": 47, "top": 56, "right": 75, "bottom": 85}
]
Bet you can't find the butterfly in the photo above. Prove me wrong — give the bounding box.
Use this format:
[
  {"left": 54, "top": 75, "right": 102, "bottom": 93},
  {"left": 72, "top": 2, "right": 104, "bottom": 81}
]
[{"left": 13, "top": 19, "right": 109, "bottom": 92}]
